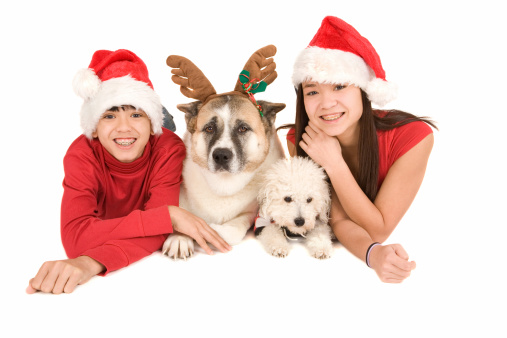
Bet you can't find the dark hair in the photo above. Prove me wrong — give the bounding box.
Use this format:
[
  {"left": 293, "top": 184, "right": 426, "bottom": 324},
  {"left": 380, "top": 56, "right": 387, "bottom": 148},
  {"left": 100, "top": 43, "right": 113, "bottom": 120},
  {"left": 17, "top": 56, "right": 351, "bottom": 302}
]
[
  {"left": 279, "top": 84, "right": 437, "bottom": 202},
  {"left": 107, "top": 105, "right": 136, "bottom": 112}
]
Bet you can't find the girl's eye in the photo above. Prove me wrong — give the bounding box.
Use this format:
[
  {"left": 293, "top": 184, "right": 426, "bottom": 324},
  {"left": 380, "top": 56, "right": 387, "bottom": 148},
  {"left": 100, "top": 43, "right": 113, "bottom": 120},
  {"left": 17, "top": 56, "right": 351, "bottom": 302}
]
[
  {"left": 307, "top": 197, "right": 313, "bottom": 203},
  {"left": 284, "top": 196, "right": 292, "bottom": 203},
  {"left": 131, "top": 113, "right": 143, "bottom": 118},
  {"left": 306, "top": 91, "right": 318, "bottom": 96},
  {"left": 102, "top": 114, "right": 115, "bottom": 119},
  {"left": 334, "top": 85, "right": 346, "bottom": 91}
]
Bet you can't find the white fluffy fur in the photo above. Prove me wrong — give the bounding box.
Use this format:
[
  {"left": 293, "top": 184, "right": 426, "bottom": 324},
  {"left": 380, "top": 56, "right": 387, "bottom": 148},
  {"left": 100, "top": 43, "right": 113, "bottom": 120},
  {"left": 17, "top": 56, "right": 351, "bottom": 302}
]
[
  {"left": 292, "top": 47, "right": 397, "bottom": 107},
  {"left": 162, "top": 106, "right": 285, "bottom": 259},
  {"left": 73, "top": 68, "right": 101, "bottom": 100},
  {"left": 256, "top": 157, "right": 333, "bottom": 259},
  {"left": 75, "top": 74, "right": 163, "bottom": 139}
]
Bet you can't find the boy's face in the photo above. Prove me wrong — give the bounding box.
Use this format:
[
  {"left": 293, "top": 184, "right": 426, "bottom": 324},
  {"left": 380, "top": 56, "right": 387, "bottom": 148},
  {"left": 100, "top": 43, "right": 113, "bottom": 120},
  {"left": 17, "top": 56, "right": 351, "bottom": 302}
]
[{"left": 92, "top": 106, "right": 153, "bottom": 163}]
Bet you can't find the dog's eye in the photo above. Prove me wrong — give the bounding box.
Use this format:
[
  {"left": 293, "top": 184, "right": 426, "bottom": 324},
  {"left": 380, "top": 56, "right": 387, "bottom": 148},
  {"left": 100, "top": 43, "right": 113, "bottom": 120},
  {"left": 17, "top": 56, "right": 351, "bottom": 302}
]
[
  {"left": 204, "top": 125, "right": 215, "bottom": 133},
  {"left": 307, "top": 197, "right": 313, "bottom": 203},
  {"left": 238, "top": 125, "right": 249, "bottom": 133},
  {"left": 284, "top": 196, "right": 292, "bottom": 203}
]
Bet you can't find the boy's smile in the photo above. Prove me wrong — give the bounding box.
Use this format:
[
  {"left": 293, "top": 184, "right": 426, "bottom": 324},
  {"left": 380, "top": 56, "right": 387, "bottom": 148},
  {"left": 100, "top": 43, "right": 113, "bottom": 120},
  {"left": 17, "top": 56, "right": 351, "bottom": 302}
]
[
  {"left": 114, "top": 138, "right": 137, "bottom": 147},
  {"left": 92, "top": 106, "right": 153, "bottom": 163}
]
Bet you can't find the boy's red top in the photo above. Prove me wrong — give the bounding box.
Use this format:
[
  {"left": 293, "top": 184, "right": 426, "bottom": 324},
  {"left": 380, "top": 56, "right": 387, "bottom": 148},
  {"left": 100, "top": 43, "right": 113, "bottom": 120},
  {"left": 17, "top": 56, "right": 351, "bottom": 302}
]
[
  {"left": 60, "top": 128, "right": 186, "bottom": 275},
  {"left": 287, "top": 121, "right": 432, "bottom": 188}
]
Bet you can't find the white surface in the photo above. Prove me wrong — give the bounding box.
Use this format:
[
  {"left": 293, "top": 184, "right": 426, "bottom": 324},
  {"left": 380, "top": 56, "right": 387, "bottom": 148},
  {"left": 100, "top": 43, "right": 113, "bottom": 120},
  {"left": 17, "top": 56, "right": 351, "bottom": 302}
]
[{"left": 1, "top": 1, "right": 505, "bottom": 337}]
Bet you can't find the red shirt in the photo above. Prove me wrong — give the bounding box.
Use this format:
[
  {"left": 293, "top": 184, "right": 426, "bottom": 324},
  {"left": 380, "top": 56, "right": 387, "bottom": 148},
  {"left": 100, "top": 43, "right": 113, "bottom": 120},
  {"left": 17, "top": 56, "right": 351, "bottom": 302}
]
[
  {"left": 60, "top": 128, "right": 186, "bottom": 274},
  {"left": 287, "top": 121, "right": 432, "bottom": 187}
]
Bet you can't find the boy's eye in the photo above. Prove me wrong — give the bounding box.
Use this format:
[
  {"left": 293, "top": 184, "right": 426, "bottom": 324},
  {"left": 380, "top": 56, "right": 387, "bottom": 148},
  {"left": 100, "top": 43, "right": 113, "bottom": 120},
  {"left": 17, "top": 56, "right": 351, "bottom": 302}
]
[
  {"left": 131, "top": 113, "right": 143, "bottom": 118},
  {"left": 102, "top": 114, "right": 115, "bottom": 119}
]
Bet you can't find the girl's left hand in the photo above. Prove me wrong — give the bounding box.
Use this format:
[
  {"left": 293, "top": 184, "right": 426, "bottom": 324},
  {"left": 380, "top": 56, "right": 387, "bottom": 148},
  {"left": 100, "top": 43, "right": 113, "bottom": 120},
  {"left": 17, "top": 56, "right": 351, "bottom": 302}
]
[
  {"left": 299, "top": 120, "right": 343, "bottom": 170},
  {"left": 368, "top": 244, "right": 416, "bottom": 283}
]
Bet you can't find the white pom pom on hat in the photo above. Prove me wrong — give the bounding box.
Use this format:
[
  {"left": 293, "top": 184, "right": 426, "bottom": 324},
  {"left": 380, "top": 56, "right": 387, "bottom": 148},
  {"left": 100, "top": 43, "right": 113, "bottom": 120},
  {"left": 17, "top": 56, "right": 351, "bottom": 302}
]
[
  {"left": 73, "top": 49, "right": 163, "bottom": 139},
  {"left": 292, "top": 16, "right": 397, "bottom": 107}
]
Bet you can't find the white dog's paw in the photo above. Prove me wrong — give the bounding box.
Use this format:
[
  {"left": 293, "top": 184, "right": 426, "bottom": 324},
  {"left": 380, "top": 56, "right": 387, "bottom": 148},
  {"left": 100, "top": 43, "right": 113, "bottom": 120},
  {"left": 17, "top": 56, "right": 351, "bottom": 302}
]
[
  {"left": 306, "top": 224, "right": 333, "bottom": 259},
  {"left": 308, "top": 240, "right": 332, "bottom": 259},
  {"left": 269, "top": 245, "right": 289, "bottom": 258},
  {"left": 209, "top": 223, "right": 247, "bottom": 246},
  {"left": 162, "top": 234, "right": 194, "bottom": 260},
  {"left": 310, "top": 248, "right": 331, "bottom": 260}
]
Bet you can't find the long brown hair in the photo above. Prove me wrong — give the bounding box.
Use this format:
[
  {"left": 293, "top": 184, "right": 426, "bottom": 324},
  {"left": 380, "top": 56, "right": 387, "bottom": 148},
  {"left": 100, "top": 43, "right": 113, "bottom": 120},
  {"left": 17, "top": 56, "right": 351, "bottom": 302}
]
[{"left": 279, "top": 84, "right": 437, "bottom": 202}]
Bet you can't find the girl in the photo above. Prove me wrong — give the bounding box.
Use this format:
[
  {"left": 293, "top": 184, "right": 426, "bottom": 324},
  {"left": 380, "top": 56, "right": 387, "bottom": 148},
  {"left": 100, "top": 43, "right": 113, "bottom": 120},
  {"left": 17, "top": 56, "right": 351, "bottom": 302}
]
[{"left": 285, "top": 16, "right": 436, "bottom": 283}]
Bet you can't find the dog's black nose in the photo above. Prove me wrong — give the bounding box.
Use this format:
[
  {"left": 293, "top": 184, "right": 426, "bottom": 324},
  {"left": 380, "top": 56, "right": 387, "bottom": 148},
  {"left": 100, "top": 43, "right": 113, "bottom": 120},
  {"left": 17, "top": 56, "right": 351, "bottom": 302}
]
[
  {"left": 213, "top": 148, "right": 233, "bottom": 166},
  {"left": 294, "top": 217, "right": 305, "bottom": 226}
]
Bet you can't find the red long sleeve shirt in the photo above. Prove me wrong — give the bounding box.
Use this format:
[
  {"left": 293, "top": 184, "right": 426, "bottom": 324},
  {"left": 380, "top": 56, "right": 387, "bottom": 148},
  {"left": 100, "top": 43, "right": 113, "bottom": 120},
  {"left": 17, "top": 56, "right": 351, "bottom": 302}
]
[{"left": 60, "top": 128, "right": 186, "bottom": 275}]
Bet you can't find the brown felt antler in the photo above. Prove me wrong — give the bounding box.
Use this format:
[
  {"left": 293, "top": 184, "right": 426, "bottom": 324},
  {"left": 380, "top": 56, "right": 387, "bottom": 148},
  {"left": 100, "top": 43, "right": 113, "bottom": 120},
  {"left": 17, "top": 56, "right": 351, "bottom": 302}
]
[
  {"left": 234, "top": 45, "right": 278, "bottom": 93},
  {"left": 166, "top": 55, "right": 216, "bottom": 102}
]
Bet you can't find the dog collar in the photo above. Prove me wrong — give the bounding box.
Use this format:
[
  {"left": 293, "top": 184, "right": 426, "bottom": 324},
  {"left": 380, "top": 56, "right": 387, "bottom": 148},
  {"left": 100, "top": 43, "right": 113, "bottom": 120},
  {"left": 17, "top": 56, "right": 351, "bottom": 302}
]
[{"left": 282, "top": 227, "right": 306, "bottom": 241}]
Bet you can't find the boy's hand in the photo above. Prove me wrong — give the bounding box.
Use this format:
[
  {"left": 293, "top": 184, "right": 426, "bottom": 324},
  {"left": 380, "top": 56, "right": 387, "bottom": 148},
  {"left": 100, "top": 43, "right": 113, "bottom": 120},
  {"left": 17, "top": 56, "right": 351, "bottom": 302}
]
[
  {"left": 168, "top": 206, "right": 232, "bottom": 255},
  {"left": 368, "top": 244, "right": 416, "bottom": 283},
  {"left": 26, "top": 256, "right": 104, "bottom": 294}
]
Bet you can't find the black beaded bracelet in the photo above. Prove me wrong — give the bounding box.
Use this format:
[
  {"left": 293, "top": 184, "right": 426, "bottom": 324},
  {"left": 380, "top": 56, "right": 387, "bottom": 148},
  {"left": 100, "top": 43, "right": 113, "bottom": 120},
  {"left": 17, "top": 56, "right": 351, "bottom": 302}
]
[{"left": 366, "top": 242, "right": 381, "bottom": 268}]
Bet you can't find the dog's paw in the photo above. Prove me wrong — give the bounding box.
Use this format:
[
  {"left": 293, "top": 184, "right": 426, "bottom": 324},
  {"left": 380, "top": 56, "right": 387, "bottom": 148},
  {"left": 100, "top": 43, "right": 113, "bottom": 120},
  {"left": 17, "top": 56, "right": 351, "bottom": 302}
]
[
  {"left": 162, "top": 234, "right": 194, "bottom": 260},
  {"left": 269, "top": 245, "right": 289, "bottom": 258},
  {"left": 311, "top": 249, "right": 331, "bottom": 260},
  {"left": 306, "top": 225, "right": 333, "bottom": 259}
]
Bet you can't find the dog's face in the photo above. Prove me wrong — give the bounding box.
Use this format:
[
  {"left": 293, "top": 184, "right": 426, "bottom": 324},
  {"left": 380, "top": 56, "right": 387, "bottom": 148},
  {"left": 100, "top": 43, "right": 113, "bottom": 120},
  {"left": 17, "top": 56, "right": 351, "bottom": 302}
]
[
  {"left": 179, "top": 95, "right": 285, "bottom": 174},
  {"left": 258, "top": 157, "right": 331, "bottom": 235}
]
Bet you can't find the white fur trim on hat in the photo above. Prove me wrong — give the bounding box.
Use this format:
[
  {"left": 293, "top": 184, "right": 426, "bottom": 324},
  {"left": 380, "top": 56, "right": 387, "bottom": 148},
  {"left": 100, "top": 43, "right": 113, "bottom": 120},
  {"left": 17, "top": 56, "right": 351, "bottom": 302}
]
[
  {"left": 77, "top": 75, "right": 163, "bottom": 139},
  {"left": 292, "top": 47, "right": 397, "bottom": 107},
  {"left": 366, "top": 78, "right": 398, "bottom": 108}
]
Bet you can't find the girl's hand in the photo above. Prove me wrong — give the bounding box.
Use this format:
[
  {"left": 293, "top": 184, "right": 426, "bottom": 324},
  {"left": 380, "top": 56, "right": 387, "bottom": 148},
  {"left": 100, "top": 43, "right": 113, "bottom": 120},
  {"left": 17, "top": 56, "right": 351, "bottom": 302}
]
[
  {"left": 368, "top": 244, "right": 416, "bottom": 283},
  {"left": 299, "top": 120, "right": 343, "bottom": 170},
  {"left": 26, "top": 256, "right": 104, "bottom": 294}
]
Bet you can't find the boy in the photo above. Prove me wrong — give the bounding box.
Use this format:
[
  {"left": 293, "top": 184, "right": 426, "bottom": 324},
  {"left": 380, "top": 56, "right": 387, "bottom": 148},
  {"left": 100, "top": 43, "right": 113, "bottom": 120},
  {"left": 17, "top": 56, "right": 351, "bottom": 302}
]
[{"left": 26, "top": 49, "right": 231, "bottom": 294}]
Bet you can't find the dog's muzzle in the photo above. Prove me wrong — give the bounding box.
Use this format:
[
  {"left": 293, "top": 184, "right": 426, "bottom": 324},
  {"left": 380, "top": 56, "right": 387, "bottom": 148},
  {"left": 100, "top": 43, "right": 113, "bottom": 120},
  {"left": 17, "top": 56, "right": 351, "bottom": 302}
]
[{"left": 212, "top": 148, "right": 233, "bottom": 170}]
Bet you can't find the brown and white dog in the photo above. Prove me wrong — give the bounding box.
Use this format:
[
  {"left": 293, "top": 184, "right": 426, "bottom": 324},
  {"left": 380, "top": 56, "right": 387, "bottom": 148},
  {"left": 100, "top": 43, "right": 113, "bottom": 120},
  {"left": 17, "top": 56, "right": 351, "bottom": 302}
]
[{"left": 162, "top": 46, "right": 285, "bottom": 258}]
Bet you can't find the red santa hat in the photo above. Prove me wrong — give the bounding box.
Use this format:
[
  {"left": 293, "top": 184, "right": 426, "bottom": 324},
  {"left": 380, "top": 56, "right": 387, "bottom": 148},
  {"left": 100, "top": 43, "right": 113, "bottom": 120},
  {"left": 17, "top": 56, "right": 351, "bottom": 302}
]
[
  {"left": 73, "top": 49, "right": 163, "bottom": 138},
  {"left": 292, "top": 16, "right": 397, "bottom": 107}
]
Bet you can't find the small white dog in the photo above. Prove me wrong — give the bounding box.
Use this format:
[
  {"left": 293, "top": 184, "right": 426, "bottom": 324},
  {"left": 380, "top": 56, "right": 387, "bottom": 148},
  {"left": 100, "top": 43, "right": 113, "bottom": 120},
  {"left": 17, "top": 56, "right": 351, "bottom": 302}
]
[{"left": 255, "top": 156, "right": 333, "bottom": 259}]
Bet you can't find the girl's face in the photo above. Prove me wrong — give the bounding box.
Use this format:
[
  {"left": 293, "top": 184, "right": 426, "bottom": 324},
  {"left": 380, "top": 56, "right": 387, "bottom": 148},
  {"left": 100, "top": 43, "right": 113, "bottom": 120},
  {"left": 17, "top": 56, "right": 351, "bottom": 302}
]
[
  {"left": 302, "top": 82, "right": 363, "bottom": 138},
  {"left": 92, "top": 106, "right": 153, "bottom": 163}
]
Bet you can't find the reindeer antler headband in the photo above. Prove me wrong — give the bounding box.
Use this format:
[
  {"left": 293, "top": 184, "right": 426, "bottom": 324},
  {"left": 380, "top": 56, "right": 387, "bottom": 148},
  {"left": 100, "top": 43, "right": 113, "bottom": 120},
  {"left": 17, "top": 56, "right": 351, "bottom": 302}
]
[{"left": 167, "top": 45, "right": 278, "bottom": 117}]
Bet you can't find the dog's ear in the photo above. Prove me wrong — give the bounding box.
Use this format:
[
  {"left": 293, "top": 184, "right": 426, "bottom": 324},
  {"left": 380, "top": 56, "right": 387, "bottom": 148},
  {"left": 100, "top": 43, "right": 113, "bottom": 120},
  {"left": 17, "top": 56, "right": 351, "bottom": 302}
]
[
  {"left": 257, "top": 178, "right": 276, "bottom": 218},
  {"left": 177, "top": 102, "right": 202, "bottom": 133},
  {"left": 318, "top": 188, "right": 331, "bottom": 225},
  {"left": 258, "top": 101, "right": 286, "bottom": 127},
  {"left": 257, "top": 183, "right": 269, "bottom": 217}
]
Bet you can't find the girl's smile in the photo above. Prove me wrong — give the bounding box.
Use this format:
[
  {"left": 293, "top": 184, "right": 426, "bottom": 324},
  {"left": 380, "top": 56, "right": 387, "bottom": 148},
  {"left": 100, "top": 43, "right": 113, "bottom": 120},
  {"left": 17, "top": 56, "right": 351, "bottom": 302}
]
[{"left": 320, "top": 112, "right": 345, "bottom": 122}]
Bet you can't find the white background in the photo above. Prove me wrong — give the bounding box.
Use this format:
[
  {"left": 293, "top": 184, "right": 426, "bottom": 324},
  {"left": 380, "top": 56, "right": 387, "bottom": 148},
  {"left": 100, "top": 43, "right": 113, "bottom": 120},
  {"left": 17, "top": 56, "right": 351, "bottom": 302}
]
[{"left": 1, "top": 1, "right": 506, "bottom": 337}]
